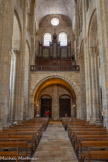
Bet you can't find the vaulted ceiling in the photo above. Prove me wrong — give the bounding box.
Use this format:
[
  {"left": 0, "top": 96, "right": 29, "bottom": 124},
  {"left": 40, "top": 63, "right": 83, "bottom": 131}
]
[{"left": 35, "top": 0, "right": 76, "bottom": 28}]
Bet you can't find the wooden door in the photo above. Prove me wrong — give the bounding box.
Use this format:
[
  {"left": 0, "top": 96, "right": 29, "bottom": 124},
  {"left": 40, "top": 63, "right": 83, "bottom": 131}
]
[
  {"left": 59, "top": 99, "right": 71, "bottom": 117},
  {"left": 41, "top": 99, "right": 52, "bottom": 118}
]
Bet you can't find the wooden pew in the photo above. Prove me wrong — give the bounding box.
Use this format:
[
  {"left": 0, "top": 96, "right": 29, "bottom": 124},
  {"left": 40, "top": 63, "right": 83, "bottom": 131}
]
[
  {"left": 0, "top": 136, "right": 36, "bottom": 152},
  {"left": 0, "top": 149, "right": 19, "bottom": 162},
  {"left": 78, "top": 141, "right": 108, "bottom": 161},
  {"left": 0, "top": 141, "right": 32, "bottom": 155},
  {"left": 62, "top": 118, "right": 108, "bottom": 162},
  {"left": 74, "top": 134, "right": 108, "bottom": 150},
  {"left": 70, "top": 130, "right": 108, "bottom": 148},
  {"left": 0, "top": 129, "right": 42, "bottom": 149},
  {"left": 88, "top": 150, "right": 108, "bottom": 162},
  {"left": 0, "top": 118, "right": 49, "bottom": 161},
  {"left": 68, "top": 127, "right": 107, "bottom": 146}
]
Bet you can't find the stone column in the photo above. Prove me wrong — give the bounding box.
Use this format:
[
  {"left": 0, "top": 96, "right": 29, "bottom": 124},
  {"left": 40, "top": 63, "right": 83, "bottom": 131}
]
[
  {"left": 52, "top": 85, "right": 58, "bottom": 120},
  {"left": 28, "top": 0, "right": 36, "bottom": 119},
  {"left": 29, "top": 95, "right": 34, "bottom": 119},
  {"left": 29, "top": 0, "right": 35, "bottom": 65},
  {"left": 14, "top": 0, "right": 28, "bottom": 122},
  {"left": 90, "top": 49, "right": 96, "bottom": 122},
  {"left": 79, "top": 45, "right": 86, "bottom": 120},
  {"left": 83, "top": 0, "right": 92, "bottom": 121},
  {"left": 90, "top": 47, "right": 101, "bottom": 123},
  {"left": 20, "top": 0, "right": 28, "bottom": 121},
  {"left": 0, "top": 0, "right": 14, "bottom": 129},
  {"left": 9, "top": 49, "right": 18, "bottom": 123},
  {"left": 94, "top": 51, "right": 101, "bottom": 122},
  {"left": 96, "top": 0, "right": 108, "bottom": 128},
  {"left": 13, "top": 50, "right": 20, "bottom": 121}
]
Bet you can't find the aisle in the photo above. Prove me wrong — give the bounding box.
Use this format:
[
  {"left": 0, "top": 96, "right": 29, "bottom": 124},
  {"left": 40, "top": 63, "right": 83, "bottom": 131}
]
[{"left": 31, "top": 121, "right": 78, "bottom": 162}]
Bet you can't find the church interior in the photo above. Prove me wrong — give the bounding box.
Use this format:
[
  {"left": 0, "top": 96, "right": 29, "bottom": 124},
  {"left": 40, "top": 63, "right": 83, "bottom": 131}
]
[{"left": 0, "top": 0, "right": 108, "bottom": 161}]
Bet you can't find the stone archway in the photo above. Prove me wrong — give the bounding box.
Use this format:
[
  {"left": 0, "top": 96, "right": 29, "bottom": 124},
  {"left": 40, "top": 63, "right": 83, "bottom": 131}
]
[{"left": 29, "top": 74, "right": 81, "bottom": 119}]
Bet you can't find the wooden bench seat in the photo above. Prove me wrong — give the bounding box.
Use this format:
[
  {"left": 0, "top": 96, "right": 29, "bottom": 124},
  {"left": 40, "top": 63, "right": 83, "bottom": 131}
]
[
  {"left": 77, "top": 140, "right": 108, "bottom": 160},
  {"left": 0, "top": 137, "right": 36, "bottom": 151},
  {"left": 0, "top": 131, "right": 41, "bottom": 148},
  {"left": 74, "top": 134, "right": 108, "bottom": 149},
  {"left": 68, "top": 127, "right": 107, "bottom": 143},
  {"left": 88, "top": 150, "right": 108, "bottom": 162},
  {"left": 0, "top": 148, "right": 28, "bottom": 162},
  {"left": 72, "top": 130, "right": 108, "bottom": 138},
  {"left": 62, "top": 118, "right": 108, "bottom": 162},
  {"left": 0, "top": 141, "right": 32, "bottom": 154},
  {"left": 68, "top": 127, "right": 106, "bottom": 138},
  {"left": 69, "top": 130, "right": 108, "bottom": 147},
  {"left": 68, "top": 126, "right": 104, "bottom": 140},
  {"left": 0, "top": 118, "right": 49, "bottom": 161},
  {"left": 81, "top": 149, "right": 108, "bottom": 162},
  {"left": 0, "top": 150, "right": 19, "bottom": 162}
]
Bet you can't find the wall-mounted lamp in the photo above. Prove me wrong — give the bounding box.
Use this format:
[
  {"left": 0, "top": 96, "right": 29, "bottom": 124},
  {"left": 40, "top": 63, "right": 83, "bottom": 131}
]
[{"left": 72, "top": 104, "right": 76, "bottom": 108}]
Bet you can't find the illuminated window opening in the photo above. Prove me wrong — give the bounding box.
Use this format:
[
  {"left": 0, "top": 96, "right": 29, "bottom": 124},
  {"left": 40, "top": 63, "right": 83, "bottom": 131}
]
[
  {"left": 44, "top": 33, "right": 51, "bottom": 46},
  {"left": 51, "top": 18, "right": 59, "bottom": 26},
  {"left": 59, "top": 32, "right": 67, "bottom": 46}
]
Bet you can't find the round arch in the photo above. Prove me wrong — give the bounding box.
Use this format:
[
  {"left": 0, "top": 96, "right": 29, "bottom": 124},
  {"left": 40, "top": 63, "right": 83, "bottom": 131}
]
[
  {"left": 33, "top": 77, "right": 77, "bottom": 106},
  {"left": 59, "top": 94, "right": 71, "bottom": 99},
  {"left": 33, "top": 76, "right": 78, "bottom": 119},
  {"left": 12, "top": 11, "right": 21, "bottom": 51},
  {"left": 88, "top": 9, "right": 97, "bottom": 48},
  {"left": 40, "top": 94, "right": 52, "bottom": 99},
  {"left": 30, "top": 75, "right": 81, "bottom": 119}
]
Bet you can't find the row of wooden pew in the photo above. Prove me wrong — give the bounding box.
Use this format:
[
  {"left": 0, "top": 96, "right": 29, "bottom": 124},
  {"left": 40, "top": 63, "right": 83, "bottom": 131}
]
[
  {"left": 0, "top": 117, "right": 49, "bottom": 162},
  {"left": 62, "top": 118, "right": 108, "bottom": 162}
]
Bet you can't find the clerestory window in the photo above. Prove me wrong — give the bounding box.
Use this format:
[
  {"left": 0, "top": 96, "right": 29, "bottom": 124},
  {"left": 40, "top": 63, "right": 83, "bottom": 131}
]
[
  {"left": 44, "top": 33, "right": 51, "bottom": 46},
  {"left": 59, "top": 32, "right": 67, "bottom": 46}
]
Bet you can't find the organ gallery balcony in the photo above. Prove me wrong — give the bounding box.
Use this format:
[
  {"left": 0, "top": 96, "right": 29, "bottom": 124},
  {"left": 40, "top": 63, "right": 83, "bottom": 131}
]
[
  {"left": 30, "top": 55, "right": 80, "bottom": 72},
  {"left": 30, "top": 32, "right": 80, "bottom": 72},
  {"left": 30, "top": 64, "right": 80, "bottom": 72}
]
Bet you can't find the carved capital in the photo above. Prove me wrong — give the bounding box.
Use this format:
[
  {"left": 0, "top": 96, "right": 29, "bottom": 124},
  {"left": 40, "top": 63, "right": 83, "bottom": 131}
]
[
  {"left": 89, "top": 47, "right": 97, "bottom": 56},
  {"left": 12, "top": 49, "right": 20, "bottom": 55}
]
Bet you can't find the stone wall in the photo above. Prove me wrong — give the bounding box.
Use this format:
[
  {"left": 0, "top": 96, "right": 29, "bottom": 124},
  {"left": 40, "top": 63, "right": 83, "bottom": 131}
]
[
  {"left": 76, "top": 0, "right": 108, "bottom": 128},
  {"left": 0, "top": 0, "right": 36, "bottom": 129}
]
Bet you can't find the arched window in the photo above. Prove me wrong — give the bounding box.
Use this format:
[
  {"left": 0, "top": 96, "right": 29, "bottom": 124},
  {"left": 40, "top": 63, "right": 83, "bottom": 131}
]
[
  {"left": 59, "top": 32, "right": 67, "bottom": 46},
  {"left": 44, "top": 33, "right": 51, "bottom": 46}
]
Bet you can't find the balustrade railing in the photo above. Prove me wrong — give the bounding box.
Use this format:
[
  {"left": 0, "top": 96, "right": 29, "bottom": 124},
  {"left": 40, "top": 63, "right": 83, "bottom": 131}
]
[{"left": 30, "top": 65, "right": 80, "bottom": 72}]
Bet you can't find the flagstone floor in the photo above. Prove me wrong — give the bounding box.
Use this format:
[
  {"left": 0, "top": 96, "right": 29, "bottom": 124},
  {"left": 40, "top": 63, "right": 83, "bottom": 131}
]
[{"left": 31, "top": 121, "right": 78, "bottom": 162}]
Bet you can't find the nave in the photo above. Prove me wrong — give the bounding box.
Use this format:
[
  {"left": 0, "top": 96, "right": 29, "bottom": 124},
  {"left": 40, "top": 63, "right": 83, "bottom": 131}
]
[
  {"left": 0, "top": 117, "right": 108, "bottom": 162},
  {"left": 32, "top": 121, "right": 78, "bottom": 162}
]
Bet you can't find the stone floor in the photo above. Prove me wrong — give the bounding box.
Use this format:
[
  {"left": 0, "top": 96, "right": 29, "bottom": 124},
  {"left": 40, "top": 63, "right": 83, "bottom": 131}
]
[{"left": 31, "top": 121, "right": 78, "bottom": 162}]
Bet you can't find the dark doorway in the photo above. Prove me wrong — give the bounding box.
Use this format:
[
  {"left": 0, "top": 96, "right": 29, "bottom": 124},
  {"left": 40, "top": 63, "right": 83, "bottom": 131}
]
[
  {"left": 59, "top": 99, "right": 71, "bottom": 117},
  {"left": 41, "top": 98, "right": 52, "bottom": 118}
]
